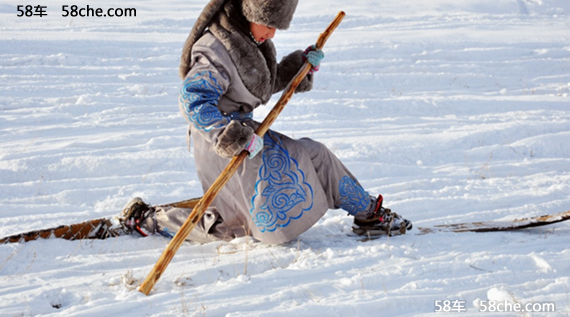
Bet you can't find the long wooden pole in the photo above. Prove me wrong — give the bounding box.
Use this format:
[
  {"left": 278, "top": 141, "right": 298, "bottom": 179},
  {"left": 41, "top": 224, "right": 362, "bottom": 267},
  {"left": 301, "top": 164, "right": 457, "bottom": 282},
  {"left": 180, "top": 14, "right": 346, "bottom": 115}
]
[{"left": 139, "top": 11, "right": 346, "bottom": 295}]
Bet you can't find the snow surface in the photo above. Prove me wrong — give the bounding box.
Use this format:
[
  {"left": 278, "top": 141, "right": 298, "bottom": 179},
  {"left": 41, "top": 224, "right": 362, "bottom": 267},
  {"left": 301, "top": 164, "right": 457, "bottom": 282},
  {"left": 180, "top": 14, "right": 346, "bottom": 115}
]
[{"left": 1, "top": 0, "right": 569, "bottom": 316}]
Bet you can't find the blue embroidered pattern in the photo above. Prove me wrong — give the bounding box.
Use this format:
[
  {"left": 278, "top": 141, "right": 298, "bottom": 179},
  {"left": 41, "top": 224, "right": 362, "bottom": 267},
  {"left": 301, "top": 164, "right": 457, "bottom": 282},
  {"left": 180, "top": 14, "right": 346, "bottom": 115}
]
[
  {"left": 338, "top": 175, "right": 370, "bottom": 215},
  {"left": 159, "top": 227, "right": 175, "bottom": 239},
  {"left": 179, "top": 71, "right": 228, "bottom": 131},
  {"left": 250, "top": 132, "right": 313, "bottom": 232}
]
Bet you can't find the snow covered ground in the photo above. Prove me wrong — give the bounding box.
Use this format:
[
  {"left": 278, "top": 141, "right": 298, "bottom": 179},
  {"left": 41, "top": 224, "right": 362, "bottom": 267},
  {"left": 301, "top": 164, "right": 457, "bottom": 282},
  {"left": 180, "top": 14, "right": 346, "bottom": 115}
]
[{"left": 1, "top": 0, "right": 569, "bottom": 315}]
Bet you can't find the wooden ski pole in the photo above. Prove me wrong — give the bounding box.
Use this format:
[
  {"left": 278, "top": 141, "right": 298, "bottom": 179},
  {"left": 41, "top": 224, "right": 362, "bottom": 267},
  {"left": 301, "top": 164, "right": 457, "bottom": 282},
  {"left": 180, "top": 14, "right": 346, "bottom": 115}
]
[{"left": 139, "top": 11, "right": 346, "bottom": 296}]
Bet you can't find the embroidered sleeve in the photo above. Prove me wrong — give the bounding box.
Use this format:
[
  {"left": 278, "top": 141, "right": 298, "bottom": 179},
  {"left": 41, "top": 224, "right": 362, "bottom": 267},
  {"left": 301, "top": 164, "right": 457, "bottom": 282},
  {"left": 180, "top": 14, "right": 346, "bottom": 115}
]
[
  {"left": 179, "top": 71, "right": 229, "bottom": 132},
  {"left": 178, "top": 48, "right": 232, "bottom": 145}
]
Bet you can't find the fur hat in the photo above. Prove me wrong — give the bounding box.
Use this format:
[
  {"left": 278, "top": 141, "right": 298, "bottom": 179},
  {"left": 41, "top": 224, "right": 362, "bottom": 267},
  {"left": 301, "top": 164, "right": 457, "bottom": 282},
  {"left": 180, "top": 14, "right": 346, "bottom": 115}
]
[{"left": 242, "top": 0, "right": 299, "bottom": 30}]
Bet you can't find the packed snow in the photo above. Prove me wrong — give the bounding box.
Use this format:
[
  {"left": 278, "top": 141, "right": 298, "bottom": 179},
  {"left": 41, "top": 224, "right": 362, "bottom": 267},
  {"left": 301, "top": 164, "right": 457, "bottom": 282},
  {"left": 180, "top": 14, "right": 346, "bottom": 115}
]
[{"left": 1, "top": 0, "right": 569, "bottom": 316}]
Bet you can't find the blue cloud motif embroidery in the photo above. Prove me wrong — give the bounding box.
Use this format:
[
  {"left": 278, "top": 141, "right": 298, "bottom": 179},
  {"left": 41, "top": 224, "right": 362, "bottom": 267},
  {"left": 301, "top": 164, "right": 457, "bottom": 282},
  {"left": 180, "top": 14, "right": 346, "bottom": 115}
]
[
  {"left": 250, "top": 132, "right": 313, "bottom": 232},
  {"left": 338, "top": 175, "right": 369, "bottom": 215},
  {"left": 179, "top": 71, "right": 229, "bottom": 131}
]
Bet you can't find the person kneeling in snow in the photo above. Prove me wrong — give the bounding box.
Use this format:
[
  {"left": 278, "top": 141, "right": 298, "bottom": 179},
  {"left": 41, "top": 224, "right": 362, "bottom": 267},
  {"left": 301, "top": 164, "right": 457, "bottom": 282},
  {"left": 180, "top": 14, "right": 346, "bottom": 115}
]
[{"left": 117, "top": 0, "right": 412, "bottom": 243}]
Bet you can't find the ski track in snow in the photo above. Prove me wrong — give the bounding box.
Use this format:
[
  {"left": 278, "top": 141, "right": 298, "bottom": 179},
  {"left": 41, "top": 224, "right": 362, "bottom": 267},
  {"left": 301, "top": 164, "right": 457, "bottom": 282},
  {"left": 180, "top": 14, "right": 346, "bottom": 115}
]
[{"left": 1, "top": 0, "right": 569, "bottom": 316}]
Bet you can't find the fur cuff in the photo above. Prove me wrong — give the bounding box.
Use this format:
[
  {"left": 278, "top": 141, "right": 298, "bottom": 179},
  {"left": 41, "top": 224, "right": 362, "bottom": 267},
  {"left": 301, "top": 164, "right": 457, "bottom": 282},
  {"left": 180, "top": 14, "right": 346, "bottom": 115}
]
[
  {"left": 274, "top": 50, "right": 314, "bottom": 94},
  {"left": 214, "top": 120, "right": 254, "bottom": 158}
]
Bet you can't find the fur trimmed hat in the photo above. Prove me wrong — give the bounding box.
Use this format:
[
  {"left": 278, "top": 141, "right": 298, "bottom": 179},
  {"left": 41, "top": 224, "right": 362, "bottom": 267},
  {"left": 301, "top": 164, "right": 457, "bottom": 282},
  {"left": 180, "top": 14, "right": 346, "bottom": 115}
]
[{"left": 242, "top": 0, "right": 299, "bottom": 30}]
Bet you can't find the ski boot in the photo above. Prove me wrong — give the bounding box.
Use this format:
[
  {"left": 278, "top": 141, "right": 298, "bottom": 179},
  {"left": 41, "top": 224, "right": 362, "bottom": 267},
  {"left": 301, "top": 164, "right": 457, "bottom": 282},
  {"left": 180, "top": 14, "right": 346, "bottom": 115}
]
[
  {"left": 89, "top": 197, "right": 154, "bottom": 239},
  {"left": 352, "top": 194, "right": 412, "bottom": 236},
  {"left": 116, "top": 197, "right": 155, "bottom": 237}
]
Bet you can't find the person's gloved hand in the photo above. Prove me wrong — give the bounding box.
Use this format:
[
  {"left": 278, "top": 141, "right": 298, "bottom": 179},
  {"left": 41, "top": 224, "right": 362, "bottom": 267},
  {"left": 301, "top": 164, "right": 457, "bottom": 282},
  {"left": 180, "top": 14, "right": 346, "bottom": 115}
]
[
  {"left": 214, "top": 120, "right": 263, "bottom": 159},
  {"left": 245, "top": 133, "right": 263, "bottom": 159},
  {"left": 302, "top": 45, "right": 325, "bottom": 74}
]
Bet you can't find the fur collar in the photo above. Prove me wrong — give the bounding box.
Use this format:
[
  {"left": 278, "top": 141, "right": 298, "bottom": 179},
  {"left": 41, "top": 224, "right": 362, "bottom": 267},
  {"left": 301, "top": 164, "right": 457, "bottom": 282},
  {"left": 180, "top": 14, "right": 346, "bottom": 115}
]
[
  {"left": 209, "top": 10, "right": 277, "bottom": 104},
  {"left": 179, "top": 0, "right": 226, "bottom": 80}
]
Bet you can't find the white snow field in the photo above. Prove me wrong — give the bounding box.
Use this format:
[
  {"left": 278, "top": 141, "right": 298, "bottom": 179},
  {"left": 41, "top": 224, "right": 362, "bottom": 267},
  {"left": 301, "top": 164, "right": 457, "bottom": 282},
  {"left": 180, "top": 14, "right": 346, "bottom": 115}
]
[{"left": 1, "top": 0, "right": 569, "bottom": 316}]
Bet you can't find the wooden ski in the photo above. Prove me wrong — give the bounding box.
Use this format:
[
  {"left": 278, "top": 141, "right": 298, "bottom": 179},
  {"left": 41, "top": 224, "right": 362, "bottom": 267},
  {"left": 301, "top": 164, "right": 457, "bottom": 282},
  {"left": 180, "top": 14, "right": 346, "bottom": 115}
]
[
  {"left": 350, "top": 210, "right": 570, "bottom": 241},
  {"left": 4, "top": 203, "right": 568, "bottom": 244},
  {"left": 0, "top": 197, "right": 202, "bottom": 244},
  {"left": 417, "top": 210, "right": 570, "bottom": 234}
]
